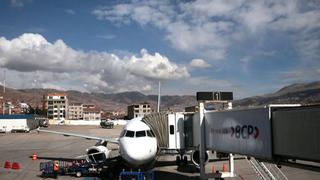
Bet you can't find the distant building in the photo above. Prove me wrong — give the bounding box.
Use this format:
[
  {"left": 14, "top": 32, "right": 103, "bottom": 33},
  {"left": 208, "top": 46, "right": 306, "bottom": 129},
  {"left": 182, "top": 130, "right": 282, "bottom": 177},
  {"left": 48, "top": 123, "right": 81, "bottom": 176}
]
[
  {"left": 46, "top": 93, "right": 68, "bottom": 120},
  {"left": 127, "top": 103, "right": 152, "bottom": 119},
  {"left": 83, "top": 104, "right": 95, "bottom": 109},
  {"left": 68, "top": 103, "right": 83, "bottom": 120},
  {"left": 83, "top": 104, "right": 101, "bottom": 121},
  {"left": 101, "top": 111, "right": 126, "bottom": 120}
]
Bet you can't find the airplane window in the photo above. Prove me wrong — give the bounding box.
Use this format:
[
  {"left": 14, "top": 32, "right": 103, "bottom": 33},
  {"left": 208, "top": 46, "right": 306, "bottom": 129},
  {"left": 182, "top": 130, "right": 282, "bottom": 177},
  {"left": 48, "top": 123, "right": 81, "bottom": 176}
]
[
  {"left": 136, "top": 131, "right": 146, "bottom": 137},
  {"left": 125, "top": 130, "right": 135, "bottom": 137},
  {"left": 120, "top": 130, "right": 126, "bottom": 137},
  {"left": 147, "top": 130, "right": 155, "bottom": 137}
]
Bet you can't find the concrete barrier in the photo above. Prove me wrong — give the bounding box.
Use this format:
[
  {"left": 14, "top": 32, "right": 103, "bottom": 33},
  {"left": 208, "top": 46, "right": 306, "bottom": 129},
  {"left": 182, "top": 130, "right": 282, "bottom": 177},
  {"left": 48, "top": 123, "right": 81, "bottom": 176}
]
[
  {"left": 111, "top": 120, "right": 128, "bottom": 125},
  {"left": 48, "top": 119, "right": 128, "bottom": 126}
]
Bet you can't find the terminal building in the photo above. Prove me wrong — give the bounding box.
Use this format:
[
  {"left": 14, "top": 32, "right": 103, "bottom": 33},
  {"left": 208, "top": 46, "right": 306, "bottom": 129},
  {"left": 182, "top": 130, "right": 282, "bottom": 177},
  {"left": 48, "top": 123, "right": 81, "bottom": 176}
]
[
  {"left": 127, "top": 103, "right": 152, "bottom": 119},
  {"left": 46, "top": 93, "right": 68, "bottom": 121}
]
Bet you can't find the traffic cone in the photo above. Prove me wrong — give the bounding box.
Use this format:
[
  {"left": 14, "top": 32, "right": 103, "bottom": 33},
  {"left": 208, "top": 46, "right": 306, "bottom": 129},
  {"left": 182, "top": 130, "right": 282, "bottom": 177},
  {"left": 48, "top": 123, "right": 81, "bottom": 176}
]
[
  {"left": 4, "top": 161, "right": 11, "bottom": 169},
  {"left": 211, "top": 164, "right": 215, "bottom": 173},
  {"left": 32, "top": 153, "right": 37, "bottom": 160},
  {"left": 11, "top": 162, "right": 20, "bottom": 170},
  {"left": 222, "top": 163, "right": 227, "bottom": 172}
]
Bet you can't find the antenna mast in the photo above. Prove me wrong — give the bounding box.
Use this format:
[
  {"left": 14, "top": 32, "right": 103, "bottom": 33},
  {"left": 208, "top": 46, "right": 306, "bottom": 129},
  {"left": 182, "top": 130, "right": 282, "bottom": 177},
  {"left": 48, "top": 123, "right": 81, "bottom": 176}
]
[
  {"left": 157, "top": 81, "right": 161, "bottom": 113},
  {"left": 2, "top": 70, "right": 5, "bottom": 114},
  {"left": 3, "top": 69, "right": 5, "bottom": 94}
]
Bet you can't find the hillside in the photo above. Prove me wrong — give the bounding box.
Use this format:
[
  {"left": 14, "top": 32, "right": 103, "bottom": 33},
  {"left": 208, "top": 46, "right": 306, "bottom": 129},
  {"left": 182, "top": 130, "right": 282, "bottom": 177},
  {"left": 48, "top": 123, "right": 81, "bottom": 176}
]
[
  {"left": 0, "top": 81, "right": 319, "bottom": 112},
  {"left": 0, "top": 86, "right": 196, "bottom": 112},
  {"left": 234, "top": 81, "right": 320, "bottom": 107}
]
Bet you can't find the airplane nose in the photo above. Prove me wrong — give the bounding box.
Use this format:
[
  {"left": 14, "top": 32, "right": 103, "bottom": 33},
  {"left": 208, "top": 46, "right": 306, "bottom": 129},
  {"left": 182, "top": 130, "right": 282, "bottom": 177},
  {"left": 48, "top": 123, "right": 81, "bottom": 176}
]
[
  {"left": 120, "top": 139, "right": 157, "bottom": 166},
  {"left": 125, "top": 144, "right": 151, "bottom": 162}
]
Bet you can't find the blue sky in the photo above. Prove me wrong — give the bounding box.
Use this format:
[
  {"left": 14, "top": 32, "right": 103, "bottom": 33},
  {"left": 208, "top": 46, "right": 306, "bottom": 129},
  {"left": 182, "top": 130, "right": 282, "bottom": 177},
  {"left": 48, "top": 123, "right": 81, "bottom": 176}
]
[{"left": 0, "top": 0, "right": 319, "bottom": 98}]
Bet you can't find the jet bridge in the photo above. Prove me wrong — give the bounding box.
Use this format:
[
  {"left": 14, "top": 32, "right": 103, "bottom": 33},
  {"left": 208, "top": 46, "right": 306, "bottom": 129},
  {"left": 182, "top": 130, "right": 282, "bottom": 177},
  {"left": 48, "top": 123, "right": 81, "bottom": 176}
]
[
  {"left": 204, "top": 105, "right": 320, "bottom": 163},
  {"left": 195, "top": 91, "right": 320, "bottom": 179},
  {"left": 142, "top": 94, "right": 320, "bottom": 179}
]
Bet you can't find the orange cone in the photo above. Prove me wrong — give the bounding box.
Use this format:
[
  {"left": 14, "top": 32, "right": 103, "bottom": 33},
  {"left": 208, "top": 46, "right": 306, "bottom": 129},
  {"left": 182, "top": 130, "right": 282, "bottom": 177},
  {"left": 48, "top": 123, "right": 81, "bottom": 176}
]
[
  {"left": 222, "top": 163, "right": 227, "bottom": 172},
  {"left": 11, "top": 162, "right": 20, "bottom": 170},
  {"left": 32, "top": 153, "right": 37, "bottom": 160},
  {"left": 211, "top": 164, "right": 215, "bottom": 173}
]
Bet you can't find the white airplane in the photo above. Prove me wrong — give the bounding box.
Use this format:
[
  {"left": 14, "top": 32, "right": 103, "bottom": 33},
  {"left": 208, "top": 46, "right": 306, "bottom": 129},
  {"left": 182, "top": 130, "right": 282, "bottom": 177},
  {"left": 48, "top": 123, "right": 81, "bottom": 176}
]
[{"left": 38, "top": 117, "right": 158, "bottom": 169}]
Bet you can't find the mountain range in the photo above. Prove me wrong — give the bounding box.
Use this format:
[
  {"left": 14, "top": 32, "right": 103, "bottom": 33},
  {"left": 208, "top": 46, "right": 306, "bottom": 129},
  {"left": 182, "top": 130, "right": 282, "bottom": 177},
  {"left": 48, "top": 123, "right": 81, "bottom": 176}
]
[
  {"left": 233, "top": 81, "right": 320, "bottom": 107},
  {"left": 0, "top": 81, "right": 319, "bottom": 112}
]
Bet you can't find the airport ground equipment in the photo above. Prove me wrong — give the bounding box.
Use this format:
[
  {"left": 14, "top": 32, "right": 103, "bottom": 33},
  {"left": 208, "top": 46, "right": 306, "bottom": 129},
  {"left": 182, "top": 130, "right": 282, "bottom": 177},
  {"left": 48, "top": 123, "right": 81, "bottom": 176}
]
[
  {"left": 143, "top": 112, "right": 198, "bottom": 166},
  {"left": 100, "top": 120, "right": 114, "bottom": 129},
  {"left": 119, "top": 170, "right": 154, "bottom": 180},
  {"left": 204, "top": 105, "right": 320, "bottom": 163},
  {"left": 37, "top": 116, "right": 48, "bottom": 127},
  {"left": 142, "top": 113, "right": 169, "bottom": 148},
  {"left": 0, "top": 114, "right": 40, "bottom": 132},
  {"left": 39, "top": 160, "right": 102, "bottom": 178}
]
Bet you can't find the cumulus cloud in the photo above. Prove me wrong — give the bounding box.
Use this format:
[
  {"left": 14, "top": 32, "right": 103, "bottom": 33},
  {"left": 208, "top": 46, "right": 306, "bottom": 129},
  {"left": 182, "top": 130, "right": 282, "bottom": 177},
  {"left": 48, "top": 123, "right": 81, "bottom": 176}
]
[
  {"left": 92, "top": 0, "right": 320, "bottom": 62},
  {"left": 0, "top": 33, "right": 189, "bottom": 93},
  {"left": 128, "top": 49, "right": 189, "bottom": 80},
  {"left": 92, "top": 1, "right": 230, "bottom": 60},
  {"left": 190, "top": 59, "right": 211, "bottom": 68}
]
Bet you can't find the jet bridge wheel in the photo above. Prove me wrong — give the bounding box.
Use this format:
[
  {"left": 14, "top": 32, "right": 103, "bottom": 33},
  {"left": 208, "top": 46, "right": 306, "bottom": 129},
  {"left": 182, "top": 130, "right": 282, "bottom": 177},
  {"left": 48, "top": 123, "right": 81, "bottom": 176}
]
[
  {"left": 176, "top": 155, "right": 188, "bottom": 166},
  {"left": 176, "top": 156, "right": 181, "bottom": 165},
  {"left": 183, "top": 156, "right": 188, "bottom": 165}
]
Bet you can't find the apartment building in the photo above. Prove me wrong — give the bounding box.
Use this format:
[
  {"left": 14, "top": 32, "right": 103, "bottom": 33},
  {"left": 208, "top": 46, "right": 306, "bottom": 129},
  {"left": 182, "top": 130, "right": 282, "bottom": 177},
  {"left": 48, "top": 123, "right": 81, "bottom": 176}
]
[
  {"left": 83, "top": 104, "right": 101, "bottom": 121},
  {"left": 127, "top": 103, "right": 152, "bottom": 119},
  {"left": 46, "top": 93, "right": 68, "bottom": 120},
  {"left": 68, "top": 103, "right": 83, "bottom": 120}
]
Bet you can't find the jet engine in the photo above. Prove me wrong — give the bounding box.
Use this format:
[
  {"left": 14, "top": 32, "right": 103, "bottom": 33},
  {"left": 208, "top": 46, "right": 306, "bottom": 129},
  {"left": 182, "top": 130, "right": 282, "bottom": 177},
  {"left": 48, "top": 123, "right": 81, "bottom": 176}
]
[
  {"left": 191, "top": 150, "right": 209, "bottom": 167},
  {"left": 86, "top": 146, "right": 110, "bottom": 163}
]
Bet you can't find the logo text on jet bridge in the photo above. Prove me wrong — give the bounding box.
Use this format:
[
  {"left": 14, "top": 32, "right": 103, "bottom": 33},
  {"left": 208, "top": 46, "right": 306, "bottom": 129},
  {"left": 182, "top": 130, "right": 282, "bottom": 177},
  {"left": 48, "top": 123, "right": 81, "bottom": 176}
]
[{"left": 210, "top": 125, "right": 260, "bottom": 139}]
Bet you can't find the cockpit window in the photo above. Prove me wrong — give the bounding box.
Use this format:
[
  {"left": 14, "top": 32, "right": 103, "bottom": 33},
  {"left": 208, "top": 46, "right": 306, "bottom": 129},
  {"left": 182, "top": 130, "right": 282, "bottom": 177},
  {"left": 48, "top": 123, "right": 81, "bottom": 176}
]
[
  {"left": 125, "top": 130, "right": 135, "bottom": 137},
  {"left": 120, "top": 130, "right": 126, "bottom": 137},
  {"left": 147, "top": 130, "right": 155, "bottom": 137},
  {"left": 136, "top": 131, "right": 146, "bottom": 137}
]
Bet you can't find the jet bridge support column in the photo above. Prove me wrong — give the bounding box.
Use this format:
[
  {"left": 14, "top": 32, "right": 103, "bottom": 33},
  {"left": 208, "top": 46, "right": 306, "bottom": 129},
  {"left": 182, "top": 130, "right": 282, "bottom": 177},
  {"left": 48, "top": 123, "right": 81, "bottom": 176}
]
[
  {"left": 199, "top": 101, "right": 235, "bottom": 179},
  {"left": 199, "top": 101, "right": 206, "bottom": 179},
  {"left": 229, "top": 153, "right": 235, "bottom": 177},
  {"left": 197, "top": 92, "right": 235, "bottom": 179}
]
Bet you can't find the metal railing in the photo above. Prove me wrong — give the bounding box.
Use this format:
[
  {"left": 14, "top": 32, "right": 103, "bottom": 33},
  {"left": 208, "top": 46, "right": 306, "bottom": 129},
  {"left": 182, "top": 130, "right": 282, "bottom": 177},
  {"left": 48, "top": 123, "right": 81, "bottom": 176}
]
[{"left": 247, "top": 157, "right": 288, "bottom": 180}]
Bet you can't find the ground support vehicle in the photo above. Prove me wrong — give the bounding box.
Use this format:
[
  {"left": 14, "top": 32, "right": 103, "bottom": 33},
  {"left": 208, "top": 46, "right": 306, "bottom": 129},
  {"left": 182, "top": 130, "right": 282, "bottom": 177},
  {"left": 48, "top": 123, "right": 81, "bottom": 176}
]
[
  {"left": 39, "top": 160, "right": 102, "bottom": 178},
  {"left": 100, "top": 120, "right": 114, "bottom": 129}
]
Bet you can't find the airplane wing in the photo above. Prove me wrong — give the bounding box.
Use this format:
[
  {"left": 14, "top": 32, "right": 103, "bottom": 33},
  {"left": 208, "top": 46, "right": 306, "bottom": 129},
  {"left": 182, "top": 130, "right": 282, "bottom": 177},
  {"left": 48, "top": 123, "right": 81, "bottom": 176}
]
[{"left": 37, "top": 129, "right": 119, "bottom": 144}]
